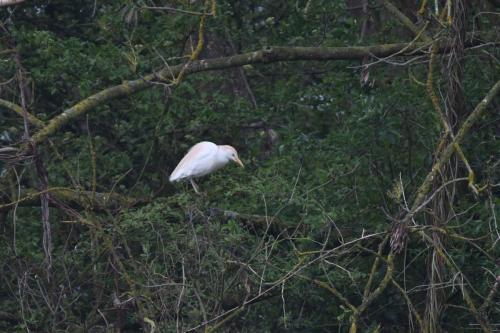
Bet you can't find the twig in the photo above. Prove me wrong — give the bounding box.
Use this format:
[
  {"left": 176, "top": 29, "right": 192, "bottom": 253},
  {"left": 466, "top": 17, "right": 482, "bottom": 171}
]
[
  {"left": 141, "top": 5, "right": 210, "bottom": 16},
  {"left": 478, "top": 276, "right": 500, "bottom": 315},
  {"left": 391, "top": 278, "right": 424, "bottom": 330},
  {"left": 176, "top": 258, "right": 186, "bottom": 333},
  {"left": 185, "top": 232, "right": 386, "bottom": 332}
]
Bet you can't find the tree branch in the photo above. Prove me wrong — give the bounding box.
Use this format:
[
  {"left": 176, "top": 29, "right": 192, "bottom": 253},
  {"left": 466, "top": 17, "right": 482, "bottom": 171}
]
[
  {"left": 299, "top": 274, "right": 358, "bottom": 313},
  {"left": 405, "top": 79, "right": 500, "bottom": 221},
  {"left": 350, "top": 253, "right": 394, "bottom": 333},
  {"left": 391, "top": 79, "right": 500, "bottom": 252},
  {"left": 478, "top": 276, "right": 500, "bottom": 315},
  {"left": 0, "top": 98, "right": 45, "bottom": 127},
  {"left": 362, "top": 234, "right": 390, "bottom": 299},
  {"left": 30, "top": 40, "right": 484, "bottom": 145},
  {"left": 0, "top": 187, "right": 143, "bottom": 213},
  {"left": 381, "top": 0, "right": 432, "bottom": 43},
  {"left": 391, "top": 278, "right": 424, "bottom": 330}
]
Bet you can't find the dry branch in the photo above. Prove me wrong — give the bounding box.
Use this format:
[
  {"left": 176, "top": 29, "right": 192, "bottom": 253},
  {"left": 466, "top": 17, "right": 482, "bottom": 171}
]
[{"left": 300, "top": 241, "right": 394, "bottom": 333}]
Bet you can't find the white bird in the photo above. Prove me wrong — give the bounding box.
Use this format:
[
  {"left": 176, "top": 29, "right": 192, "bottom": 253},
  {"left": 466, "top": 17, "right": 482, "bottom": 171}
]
[{"left": 169, "top": 141, "right": 244, "bottom": 194}]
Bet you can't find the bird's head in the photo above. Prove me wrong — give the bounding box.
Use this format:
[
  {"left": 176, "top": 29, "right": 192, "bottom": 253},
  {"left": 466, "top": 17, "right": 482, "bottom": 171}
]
[{"left": 220, "top": 145, "right": 244, "bottom": 167}]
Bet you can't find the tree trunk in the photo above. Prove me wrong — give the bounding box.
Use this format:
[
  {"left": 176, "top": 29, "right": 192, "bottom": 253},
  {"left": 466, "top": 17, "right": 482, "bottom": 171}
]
[{"left": 424, "top": 2, "right": 468, "bottom": 332}]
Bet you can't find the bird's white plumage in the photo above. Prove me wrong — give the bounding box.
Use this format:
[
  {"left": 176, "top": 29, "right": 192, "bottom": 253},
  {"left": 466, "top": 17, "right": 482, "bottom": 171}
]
[{"left": 169, "top": 141, "right": 242, "bottom": 185}]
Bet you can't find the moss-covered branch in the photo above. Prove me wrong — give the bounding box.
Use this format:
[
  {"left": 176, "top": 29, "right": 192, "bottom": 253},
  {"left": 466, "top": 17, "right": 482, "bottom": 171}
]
[
  {"left": 301, "top": 243, "right": 394, "bottom": 333},
  {"left": 405, "top": 80, "right": 500, "bottom": 221},
  {"left": 204, "top": 307, "right": 245, "bottom": 333},
  {"left": 0, "top": 98, "right": 45, "bottom": 127},
  {"left": 382, "top": 0, "right": 432, "bottom": 43},
  {"left": 31, "top": 40, "right": 485, "bottom": 145},
  {"left": 350, "top": 253, "right": 394, "bottom": 333},
  {"left": 299, "top": 274, "right": 358, "bottom": 313},
  {"left": 0, "top": 187, "right": 143, "bottom": 212},
  {"left": 362, "top": 235, "right": 390, "bottom": 299},
  {"left": 391, "top": 278, "right": 424, "bottom": 330}
]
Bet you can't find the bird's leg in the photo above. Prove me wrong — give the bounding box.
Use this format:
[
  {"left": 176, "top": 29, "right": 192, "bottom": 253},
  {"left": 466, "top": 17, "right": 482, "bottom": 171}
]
[{"left": 190, "top": 178, "right": 201, "bottom": 194}]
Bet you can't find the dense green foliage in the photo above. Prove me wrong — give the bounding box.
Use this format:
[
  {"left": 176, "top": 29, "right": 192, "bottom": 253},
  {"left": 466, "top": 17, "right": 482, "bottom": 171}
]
[{"left": 0, "top": 1, "right": 499, "bottom": 332}]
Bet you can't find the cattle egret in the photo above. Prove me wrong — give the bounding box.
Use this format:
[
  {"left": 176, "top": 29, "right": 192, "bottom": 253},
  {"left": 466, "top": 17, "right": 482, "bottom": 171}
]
[{"left": 169, "top": 141, "right": 244, "bottom": 193}]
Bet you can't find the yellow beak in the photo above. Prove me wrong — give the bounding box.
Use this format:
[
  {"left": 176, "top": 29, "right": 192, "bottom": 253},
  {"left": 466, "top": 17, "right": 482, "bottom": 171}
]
[{"left": 234, "top": 157, "right": 244, "bottom": 168}]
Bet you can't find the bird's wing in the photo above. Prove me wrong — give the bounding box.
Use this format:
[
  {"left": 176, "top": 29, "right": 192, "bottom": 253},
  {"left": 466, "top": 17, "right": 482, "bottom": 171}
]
[{"left": 169, "top": 142, "right": 216, "bottom": 181}]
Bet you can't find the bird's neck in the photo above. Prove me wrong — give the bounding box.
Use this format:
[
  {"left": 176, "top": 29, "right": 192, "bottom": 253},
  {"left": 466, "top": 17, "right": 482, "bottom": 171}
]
[{"left": 215, "top": 147, "right": 230, "bottom": 165}]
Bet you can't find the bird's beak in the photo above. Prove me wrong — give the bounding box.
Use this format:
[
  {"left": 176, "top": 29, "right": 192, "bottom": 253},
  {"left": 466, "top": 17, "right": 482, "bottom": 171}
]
[{"left": 234, "top": 157, "right": 244, "bottom": 168}]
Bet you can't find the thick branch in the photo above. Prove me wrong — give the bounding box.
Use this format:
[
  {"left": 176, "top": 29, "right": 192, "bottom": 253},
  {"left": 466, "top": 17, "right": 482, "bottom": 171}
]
[
  {"left": 0, "top": 188, "right": 291, "bottom": 232},
  {"left": 31, "top": 40, "right": 482, "bottom": 145}
]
